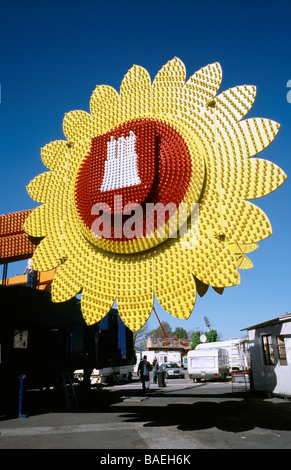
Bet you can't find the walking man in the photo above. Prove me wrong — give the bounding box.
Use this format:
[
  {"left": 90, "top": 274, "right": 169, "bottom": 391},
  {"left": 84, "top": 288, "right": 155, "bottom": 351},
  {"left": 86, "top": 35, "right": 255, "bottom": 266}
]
[{"left": 137, "top": 355, "right": 152, "bottom": 392}]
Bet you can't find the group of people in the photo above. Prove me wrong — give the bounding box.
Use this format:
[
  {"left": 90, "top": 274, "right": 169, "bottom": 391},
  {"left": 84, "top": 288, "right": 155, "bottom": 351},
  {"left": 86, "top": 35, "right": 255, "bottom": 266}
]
[{"left": 137, "top": 355, "right": 160, "bottom": 392}]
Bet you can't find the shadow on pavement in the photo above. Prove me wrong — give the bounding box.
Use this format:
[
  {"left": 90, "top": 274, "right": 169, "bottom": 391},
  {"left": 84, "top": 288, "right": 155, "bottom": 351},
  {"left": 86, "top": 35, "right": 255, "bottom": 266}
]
[
  {"left": 2, "top": 385, "right": 291, "bottom": 436},
  {"left": 118, "top": 397, "right": 291, "bottom": 433}
]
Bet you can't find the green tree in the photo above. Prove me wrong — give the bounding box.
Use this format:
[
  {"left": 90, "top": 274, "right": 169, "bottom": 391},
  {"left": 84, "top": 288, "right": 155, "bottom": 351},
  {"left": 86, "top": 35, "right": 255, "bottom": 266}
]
[
  {"left": 190, "top": 328, "right": 219, "bottom": 349},
  {"left": 205, "top": 329, "right": 218, "bottom": 343},
  {"left": 173, "top": 326, "right": 188, "bottom": 339},
  {"left": 190, "top": 331, "right": 202, "bottom": 350},
  {"left": 149, "top": 321, "right": 173, "bottom": 339}
]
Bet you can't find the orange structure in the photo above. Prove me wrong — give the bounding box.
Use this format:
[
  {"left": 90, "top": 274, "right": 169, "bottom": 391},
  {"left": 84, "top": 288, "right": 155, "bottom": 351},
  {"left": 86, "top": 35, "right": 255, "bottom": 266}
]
[
  {"left": 1, "top": 268, "right": 57, "bottom": 291},
  {"left": 0, "top": 209, "right": 35, "bottom": 263},
  {"left": 0, "top": 209, "right": 55, "bottom": 289}
]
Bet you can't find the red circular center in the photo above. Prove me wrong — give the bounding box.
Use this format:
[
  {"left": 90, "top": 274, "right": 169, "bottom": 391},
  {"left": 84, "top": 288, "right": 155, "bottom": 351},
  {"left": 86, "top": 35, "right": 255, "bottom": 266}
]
[{"left": 75, "top": 118, "right": 192, "bottom": 242}]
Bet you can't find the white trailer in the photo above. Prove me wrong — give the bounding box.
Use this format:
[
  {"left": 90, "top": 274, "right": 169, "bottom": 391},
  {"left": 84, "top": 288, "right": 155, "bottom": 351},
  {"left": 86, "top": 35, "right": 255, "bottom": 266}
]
[
  {"left": 187, "top": 348, "right": 229, "bottom": 382},
  {"left": 195, "top": 338, "right": 250, "bottom": 372}
]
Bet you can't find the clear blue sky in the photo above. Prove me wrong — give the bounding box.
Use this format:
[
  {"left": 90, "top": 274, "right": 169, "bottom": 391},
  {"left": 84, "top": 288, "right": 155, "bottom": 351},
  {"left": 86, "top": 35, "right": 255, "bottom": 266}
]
[{"left": 0, "top": 0, "right": 290, "bottom": 339}]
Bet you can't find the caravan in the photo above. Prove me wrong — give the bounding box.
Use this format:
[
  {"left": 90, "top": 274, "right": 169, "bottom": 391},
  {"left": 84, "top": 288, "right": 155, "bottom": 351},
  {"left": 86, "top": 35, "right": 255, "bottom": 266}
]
[
  {"left": 195, "top": 338, "right": 250, "bottom": 372},
  {"left": 187, "top": 348, "right": 229, "bottom": 382}
]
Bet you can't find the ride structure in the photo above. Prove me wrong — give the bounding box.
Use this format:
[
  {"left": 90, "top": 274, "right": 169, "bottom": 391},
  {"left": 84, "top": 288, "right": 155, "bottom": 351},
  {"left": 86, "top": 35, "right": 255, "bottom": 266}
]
[{"left": 22, "top": 57, "right": 286, "bottom": 333}]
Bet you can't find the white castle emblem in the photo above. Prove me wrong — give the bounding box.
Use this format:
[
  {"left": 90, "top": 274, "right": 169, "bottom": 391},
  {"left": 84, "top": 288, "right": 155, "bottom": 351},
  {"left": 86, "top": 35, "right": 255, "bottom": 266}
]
[{"left": 100, "top": 131, "right": 141, "bottom": 192}]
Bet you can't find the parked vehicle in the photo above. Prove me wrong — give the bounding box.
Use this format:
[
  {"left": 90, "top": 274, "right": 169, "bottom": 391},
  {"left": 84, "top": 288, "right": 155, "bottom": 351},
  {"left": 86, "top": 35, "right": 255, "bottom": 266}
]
[
  {"left": 160, "top": 362, "right": 185, "bottom": 379},
  {"left": 195, "top": 338, "right": 249, "bottom": 372},
  {"left": 187, "top": 348, "right": 229, "bottom": 382}
]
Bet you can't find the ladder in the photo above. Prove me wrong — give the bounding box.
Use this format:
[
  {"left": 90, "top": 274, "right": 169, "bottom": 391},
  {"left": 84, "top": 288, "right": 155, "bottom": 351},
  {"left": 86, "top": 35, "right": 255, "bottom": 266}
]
[
  {"left": 62, "top": 372, "right": 79, "bottom": 411},
  {"left": 231, "top": 344, "right": 249, "bottom": 393},
  {"left": 231, "top": 370, "right": 249, "bottom": 392}
]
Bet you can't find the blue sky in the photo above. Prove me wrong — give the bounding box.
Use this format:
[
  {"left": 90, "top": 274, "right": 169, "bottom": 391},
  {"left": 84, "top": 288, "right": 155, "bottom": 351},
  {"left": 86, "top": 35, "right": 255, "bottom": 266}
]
[{"left": 0, "top": 0, "right": 290, "bottom": 339}]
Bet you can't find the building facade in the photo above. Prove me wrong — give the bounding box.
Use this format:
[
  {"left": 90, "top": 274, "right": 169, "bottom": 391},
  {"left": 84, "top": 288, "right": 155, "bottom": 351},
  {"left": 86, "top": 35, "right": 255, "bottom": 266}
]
[{"left": 242, "top": 313, "right": 291, "bottom": 397}]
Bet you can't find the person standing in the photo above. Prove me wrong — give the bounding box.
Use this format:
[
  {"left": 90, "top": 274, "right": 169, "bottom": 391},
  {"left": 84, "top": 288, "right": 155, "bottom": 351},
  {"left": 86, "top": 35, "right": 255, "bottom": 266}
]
[
  {"left": 137, "top": 355, "right": 152, "bottom": 392},
  {"left": 152, "top": 357, "right": 159, "bottom": 384},
  {"left": 24, "top": 258, "right": 37, "bottom": 288}
]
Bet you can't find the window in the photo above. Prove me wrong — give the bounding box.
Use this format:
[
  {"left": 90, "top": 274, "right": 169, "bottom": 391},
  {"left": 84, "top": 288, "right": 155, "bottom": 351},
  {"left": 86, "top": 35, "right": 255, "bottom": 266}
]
[
  {"left": 277, "top": 336, "right": 287, "bottom": 365},
  {"left": 262, "top": 335, "right": 275, "bottom": 365}
]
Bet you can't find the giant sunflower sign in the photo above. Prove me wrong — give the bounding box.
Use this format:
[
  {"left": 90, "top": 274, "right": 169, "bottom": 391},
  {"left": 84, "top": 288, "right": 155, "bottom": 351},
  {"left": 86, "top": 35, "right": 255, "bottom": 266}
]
[{"left": 24, "top": 58, "right": 286, "bottom": 331}]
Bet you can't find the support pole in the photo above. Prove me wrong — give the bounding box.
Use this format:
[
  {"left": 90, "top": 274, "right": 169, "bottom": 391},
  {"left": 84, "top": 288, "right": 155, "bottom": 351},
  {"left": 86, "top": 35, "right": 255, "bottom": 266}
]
[
  {"left": 1, "top": 263, "right": 8, "bottom": 286},
  {"left": 18, "top": 374, "right": 27, "bottom": 418},
  {"left": 153, "top": 306, "right": 167, "bottom": 338}
]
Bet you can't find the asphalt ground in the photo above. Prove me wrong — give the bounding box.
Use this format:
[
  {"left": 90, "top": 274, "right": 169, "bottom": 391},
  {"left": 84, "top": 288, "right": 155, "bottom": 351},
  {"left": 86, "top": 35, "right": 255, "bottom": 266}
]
[{"left": 0, "top": 376, "right": 291, "bottom": 455}]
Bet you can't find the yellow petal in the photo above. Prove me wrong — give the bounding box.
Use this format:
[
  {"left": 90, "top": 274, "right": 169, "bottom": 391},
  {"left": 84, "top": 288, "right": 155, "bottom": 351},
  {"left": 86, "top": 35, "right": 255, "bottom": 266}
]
[
  {"left": 81, "top": 284, "right": 116, "bottom": 326},
  {"left": 183, "top": 62, "right": 222, "bottom": 111},
  {"left": 90, "top": 85, "right": 119, "bottom": 133},
  {"left": 155, "top": 273, "right": 196, "bottom": 320},
  {"left": 77, "top": 252, "right": 117, "bottom": 326},
  {"left": 212, "top": 119, "right": 281, "bottom": 205},
  {"left": 41, "top": 140, "right": 68, "bottom": 170},
  {"left": 101, "top": 254, "right": 153, "bottom": 331},
  {"left": 26, "top": 172, "right": 53, "bottom": 204},
  {"left": 224, "top": 200, "right": 272, "bottom": 243},
  {"left": 244, "top": 158, "right": 287, "bottom": 199},
  {"left": 117, "top": 292, "right": 154, "bottom": 332},
  {"left": 119, "top": 65, "right": 151, "bottom": 121},
  {"left": 207, "top": 116, "right": 247, "bottom": 201},
  {"left": 215, "top": 85, "right": 256, "bottom": 123},
  {"left": 51, "top": 259, "right": 83, "bottom": 303},
  {"left": 235, "top": 118, "right": 280, "bottom": 158},
  {"left": 23, "top": 205, "right": 48, "bottom": 237},
  {"left": 63, "top": 110, "right": 98, "bottom": 143},
  {"left": 191, "top": 238, "right": 239, "bottom": 287},
  {"left": 154, "top": 242, "right": 196, "bottom": 319},
  {"left": 31, "top": 233, "right": 63, "bottom": 271},
  {"left": 152, "top": 57, "right": 186, "bottom": 115},
  {"left": 198, "top": 195, "right": 224, "bottom": 239},
  {"left": 237, "top": 254, "right": 253, "bottom": 269},
  {"left": 65, "top": 139, "right": 91, "bottom": 174},
  {"left": 228, "top": 242, "right": 258, "bottom": 254}
]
